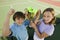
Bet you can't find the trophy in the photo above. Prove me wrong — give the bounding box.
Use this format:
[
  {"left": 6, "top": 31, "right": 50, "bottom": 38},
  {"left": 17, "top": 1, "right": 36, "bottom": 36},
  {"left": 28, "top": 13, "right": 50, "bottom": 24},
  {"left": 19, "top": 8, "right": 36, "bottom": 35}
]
[{"left": 24, "top": 7, "right": 38, "bottom": 21}]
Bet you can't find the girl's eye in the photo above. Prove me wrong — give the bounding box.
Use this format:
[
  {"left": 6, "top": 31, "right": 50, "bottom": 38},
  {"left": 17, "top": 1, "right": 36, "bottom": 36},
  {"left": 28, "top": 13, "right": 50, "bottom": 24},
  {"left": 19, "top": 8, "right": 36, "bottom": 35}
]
[
  {"left": 43, "top": 15, "right": 46, "bottom": 17},
  {"left": 47, "top": 16, "right": 50, "bottom": 17}
]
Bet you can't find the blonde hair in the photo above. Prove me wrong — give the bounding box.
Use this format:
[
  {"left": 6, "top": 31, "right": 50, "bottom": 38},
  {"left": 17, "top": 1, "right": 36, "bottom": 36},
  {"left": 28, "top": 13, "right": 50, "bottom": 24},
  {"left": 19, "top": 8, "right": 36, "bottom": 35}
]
[{"left": 43, "top": 8, "right": 56, "bottom": 24}]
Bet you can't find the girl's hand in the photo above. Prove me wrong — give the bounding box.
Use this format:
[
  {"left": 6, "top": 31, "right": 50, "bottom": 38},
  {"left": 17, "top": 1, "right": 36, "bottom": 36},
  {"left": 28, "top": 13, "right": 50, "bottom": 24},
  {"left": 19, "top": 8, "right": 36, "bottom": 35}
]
[
  {"left": 35, "top": 9, "right": 41, "bottom": 19},
  {"left": 34, "top": 19, "right": 40, "bottom": 25},
  {"left": 30, "top": 21, "right": 37, "bottom": 29},
  {"left": 8, "top": 9, "right": 15, "bottom": 16}
]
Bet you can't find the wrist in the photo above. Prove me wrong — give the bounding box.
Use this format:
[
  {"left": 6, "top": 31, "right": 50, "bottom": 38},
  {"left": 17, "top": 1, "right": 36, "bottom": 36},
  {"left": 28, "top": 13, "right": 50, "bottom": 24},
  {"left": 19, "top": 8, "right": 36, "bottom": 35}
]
[
  {"left": 34, "top": 26, "right": 37, "bottom": 30},
  {"left": 35, "top": 27, "right": 38, "bottom": 32},
  {"left": 7, "top": 13, "right": 12, "bottom": 16},
  {"left": 7, "top": 14, "right": 12, "bottom": 17}
]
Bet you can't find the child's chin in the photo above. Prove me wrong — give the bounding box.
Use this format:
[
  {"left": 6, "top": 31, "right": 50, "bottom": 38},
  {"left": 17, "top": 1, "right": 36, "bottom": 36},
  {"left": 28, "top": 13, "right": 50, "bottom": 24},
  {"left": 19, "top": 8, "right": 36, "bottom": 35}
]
[{"left": 45, "top": 21, "right": 49, "bottom": 24}]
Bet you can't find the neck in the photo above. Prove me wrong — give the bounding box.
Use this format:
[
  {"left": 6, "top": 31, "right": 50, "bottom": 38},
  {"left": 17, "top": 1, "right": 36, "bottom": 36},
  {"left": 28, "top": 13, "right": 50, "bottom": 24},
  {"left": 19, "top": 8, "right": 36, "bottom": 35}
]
[{"left": 15, "top": 22, "right": 22, "bottom": 25}]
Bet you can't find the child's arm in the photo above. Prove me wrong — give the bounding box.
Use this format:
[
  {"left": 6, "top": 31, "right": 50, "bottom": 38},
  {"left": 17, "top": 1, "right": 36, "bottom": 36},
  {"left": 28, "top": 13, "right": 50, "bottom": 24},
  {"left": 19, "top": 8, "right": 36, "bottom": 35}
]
[
  {"left": 34, "top": 9, "right": 41, "bottom": 24},
  {"left": 35, "top": 9, "right": 41, "bottom": 19},
  {"left": 24, "top": 8, "right": 29, "bottom": 19},
  {"left": 2, "top": 9, "right": 15, "bottom": 37},
  {"left": 30, "top": 21, "right": 49, "bottom": 39}
]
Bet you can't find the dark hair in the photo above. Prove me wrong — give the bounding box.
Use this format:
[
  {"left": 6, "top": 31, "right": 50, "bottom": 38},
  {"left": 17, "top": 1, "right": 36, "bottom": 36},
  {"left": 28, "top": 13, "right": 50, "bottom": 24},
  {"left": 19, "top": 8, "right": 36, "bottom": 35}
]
[
  {"left": 13, "top": 11, "right": 25, "bottom": 21},
  {"left": 43, "top": 8, "right": 56, "bottom": 24}
]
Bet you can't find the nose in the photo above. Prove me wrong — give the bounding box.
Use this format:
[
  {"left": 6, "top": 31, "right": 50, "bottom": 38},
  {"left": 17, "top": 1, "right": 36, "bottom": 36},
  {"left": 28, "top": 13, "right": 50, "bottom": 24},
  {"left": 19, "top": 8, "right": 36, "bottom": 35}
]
[{"left": 45, "top": 17, "right": 48, "bottom": 21}]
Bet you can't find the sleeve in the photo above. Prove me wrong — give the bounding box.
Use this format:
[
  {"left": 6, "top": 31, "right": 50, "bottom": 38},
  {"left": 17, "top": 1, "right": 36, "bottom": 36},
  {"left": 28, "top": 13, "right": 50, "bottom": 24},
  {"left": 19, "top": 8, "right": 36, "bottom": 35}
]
[
  {"left": 24, "top": 20, "right": 30, "bottom": 26},
  {"left": 8, "top": 24, "right": 14, "bottom": 36},
  {"left": 44, "top": 26, "right": 55, "bottom": 36},
  {"left": 8, "top": 29, "right": 13, "bottom": 37}
]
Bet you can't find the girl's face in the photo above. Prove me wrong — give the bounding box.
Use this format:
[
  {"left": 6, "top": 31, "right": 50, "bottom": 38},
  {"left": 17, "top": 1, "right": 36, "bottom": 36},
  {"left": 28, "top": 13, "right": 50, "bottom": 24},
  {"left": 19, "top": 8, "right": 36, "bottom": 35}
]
[{"left": 43, "top": 11, "right": 54, "bottom": 24}]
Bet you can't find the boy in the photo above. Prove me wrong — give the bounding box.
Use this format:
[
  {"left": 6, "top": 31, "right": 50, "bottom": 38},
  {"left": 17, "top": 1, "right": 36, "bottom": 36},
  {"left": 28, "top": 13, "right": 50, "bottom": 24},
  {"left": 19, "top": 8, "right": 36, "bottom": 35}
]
[{"left": 2, "top": 9, "right": 28, "bottom": 40}]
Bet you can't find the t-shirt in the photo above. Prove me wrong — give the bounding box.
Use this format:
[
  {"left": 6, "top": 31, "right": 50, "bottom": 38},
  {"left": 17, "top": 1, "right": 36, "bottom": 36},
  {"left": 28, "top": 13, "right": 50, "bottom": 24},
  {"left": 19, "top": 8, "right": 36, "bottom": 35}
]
[
  {"left": 10, "top": 22, "right": 28, "bottom": 40},
  {"left": 24, "top": 19, "right": 35, "bottom": 40},
  {"left": 34, "top": 19, "right": 55, "bottom": 40},
  {"left": 24, "top": 19, "right": 30, "bottom": 26}
]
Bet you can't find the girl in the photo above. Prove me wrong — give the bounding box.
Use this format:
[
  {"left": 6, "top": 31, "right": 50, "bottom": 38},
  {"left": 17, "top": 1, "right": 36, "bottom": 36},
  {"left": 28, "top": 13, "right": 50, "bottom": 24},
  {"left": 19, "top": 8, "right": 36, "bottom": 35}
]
[{"left": 31, "top": 8, "right": 55, "bottom": 40}]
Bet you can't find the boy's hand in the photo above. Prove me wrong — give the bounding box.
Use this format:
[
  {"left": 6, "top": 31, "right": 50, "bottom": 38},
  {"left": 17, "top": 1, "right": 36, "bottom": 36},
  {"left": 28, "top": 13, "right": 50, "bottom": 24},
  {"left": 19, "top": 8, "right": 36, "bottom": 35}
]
[
  {"left": 8, "top": 9, "right": 15, "bottom": 16},
  {"left": 24, "top": 8, "right": 28, "bottom": 19}
]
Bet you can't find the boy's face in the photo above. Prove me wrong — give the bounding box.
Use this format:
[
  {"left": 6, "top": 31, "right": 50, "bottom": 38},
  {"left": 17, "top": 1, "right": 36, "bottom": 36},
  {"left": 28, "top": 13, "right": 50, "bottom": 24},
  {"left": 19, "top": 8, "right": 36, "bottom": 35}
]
[
  {"left": 15, "top": 18, "right": 24, "bottom": 25},
  {"left": 43, "top": 11, "right": 53, "bottom": 24}
]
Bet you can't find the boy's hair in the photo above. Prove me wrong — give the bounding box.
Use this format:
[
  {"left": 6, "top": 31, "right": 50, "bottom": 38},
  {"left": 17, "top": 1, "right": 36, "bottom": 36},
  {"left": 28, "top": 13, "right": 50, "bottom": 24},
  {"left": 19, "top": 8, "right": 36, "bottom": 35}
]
[
  {"left": 43, "top": 8, "right": 56, "bottom": 24},
  {"left": 13, "top": 11, "right": 25, "bottom": 21}
]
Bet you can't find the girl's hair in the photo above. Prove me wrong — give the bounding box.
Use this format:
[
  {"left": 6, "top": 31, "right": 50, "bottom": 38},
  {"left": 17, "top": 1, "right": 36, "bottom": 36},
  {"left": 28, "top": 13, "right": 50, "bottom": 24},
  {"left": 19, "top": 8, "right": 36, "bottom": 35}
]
[{"left": 43, "top": 8, "right": 56, "bottom": 24}]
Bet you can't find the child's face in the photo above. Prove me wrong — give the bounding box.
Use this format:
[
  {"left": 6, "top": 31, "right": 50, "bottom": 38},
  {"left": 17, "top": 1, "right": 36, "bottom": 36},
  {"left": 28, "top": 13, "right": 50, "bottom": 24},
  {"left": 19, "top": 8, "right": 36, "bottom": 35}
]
[
  {"left": 15, "top": 18, "right": 24, "bottom": 25},
  {"left": 43, "top": 11, "right": 54, "bottom": 24}
]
